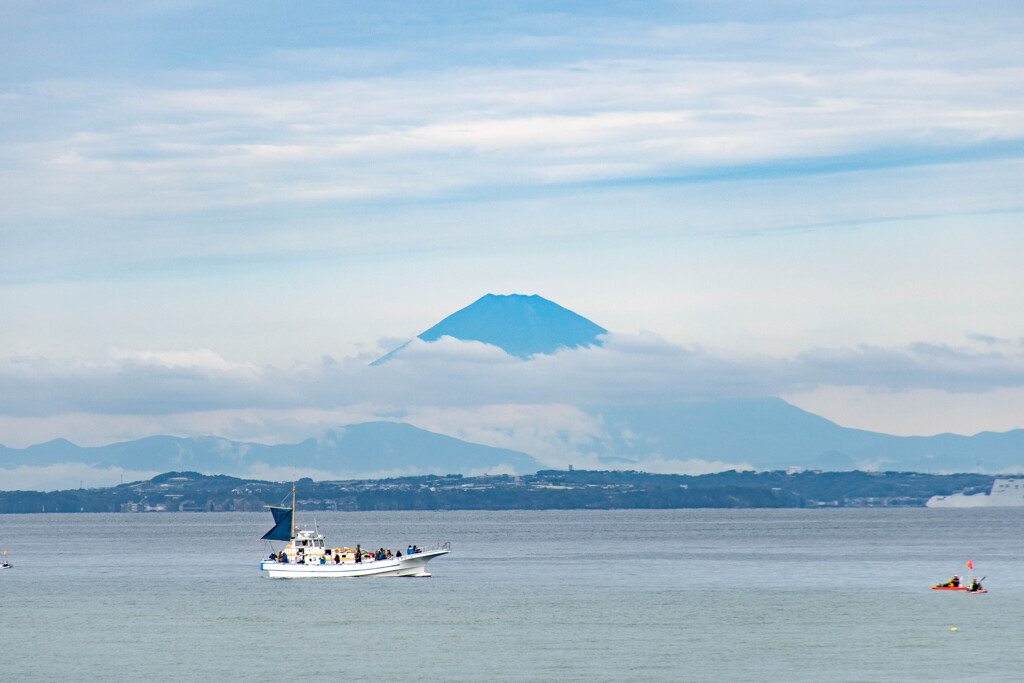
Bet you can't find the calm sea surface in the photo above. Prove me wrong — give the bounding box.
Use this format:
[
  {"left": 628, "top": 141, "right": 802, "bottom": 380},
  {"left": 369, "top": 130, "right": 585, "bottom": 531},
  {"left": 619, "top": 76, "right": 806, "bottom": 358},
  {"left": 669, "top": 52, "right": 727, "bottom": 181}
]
[{"left": 2, "top": 508, "right": 1023, "bottom": 681}]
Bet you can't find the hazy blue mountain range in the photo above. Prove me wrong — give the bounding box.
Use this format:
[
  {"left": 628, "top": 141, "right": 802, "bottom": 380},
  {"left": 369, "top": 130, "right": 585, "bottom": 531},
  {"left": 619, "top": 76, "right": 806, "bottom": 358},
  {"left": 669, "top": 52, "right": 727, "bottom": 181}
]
[
  {"left": 587, "top": 399, "right": 1024, "bottom": 473},
  {"left": 373, "top": 293, "right": 607, "bottom": 364},
  {"left": 3, "top": 401, "right": 1021, "bottom": 481},
  {"left": 0, "top": 422, "right": 540, "bottom": 480},
  {"left": 4, "top": 293, "right": 1022, "bottom": 484}
]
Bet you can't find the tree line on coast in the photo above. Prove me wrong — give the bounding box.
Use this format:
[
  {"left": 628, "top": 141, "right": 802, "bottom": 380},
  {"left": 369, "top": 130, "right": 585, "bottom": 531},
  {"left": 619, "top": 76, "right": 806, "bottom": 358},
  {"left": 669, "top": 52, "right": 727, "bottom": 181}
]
[{"left": 0, "top": 469, "right": 996, "bottom": 513}]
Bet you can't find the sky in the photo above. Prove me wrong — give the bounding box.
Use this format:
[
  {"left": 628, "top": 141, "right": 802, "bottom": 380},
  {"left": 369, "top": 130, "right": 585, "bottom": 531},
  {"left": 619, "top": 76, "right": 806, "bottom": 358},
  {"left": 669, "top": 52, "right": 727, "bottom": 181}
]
[{"left": 2, "top": 1, "right": 1024, "bottom": 480}]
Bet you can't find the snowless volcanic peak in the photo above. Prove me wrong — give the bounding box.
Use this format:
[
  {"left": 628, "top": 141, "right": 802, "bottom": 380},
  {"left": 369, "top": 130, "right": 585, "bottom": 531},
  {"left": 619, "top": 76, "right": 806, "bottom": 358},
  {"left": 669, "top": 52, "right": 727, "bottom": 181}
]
[{"left": 375, "top": 293, "right": 607, "bottom": 362}]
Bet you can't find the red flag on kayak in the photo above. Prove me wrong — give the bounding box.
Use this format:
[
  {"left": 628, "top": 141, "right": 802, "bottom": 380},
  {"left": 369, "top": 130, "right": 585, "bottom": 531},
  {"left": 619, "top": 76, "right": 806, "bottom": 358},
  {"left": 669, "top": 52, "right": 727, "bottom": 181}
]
[{"left": 967, "top": 559, "right": 973, "bottom": 570}]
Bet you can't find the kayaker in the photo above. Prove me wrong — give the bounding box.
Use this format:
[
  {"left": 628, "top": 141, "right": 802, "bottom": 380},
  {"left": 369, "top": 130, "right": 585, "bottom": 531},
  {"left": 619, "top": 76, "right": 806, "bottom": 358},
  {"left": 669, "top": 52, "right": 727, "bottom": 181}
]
[
  {"left": 968, "top": 577, "right": 983, "bottom": 592},
  {"left": 938, "top": 575, "right": 959, "bottom": 587}
]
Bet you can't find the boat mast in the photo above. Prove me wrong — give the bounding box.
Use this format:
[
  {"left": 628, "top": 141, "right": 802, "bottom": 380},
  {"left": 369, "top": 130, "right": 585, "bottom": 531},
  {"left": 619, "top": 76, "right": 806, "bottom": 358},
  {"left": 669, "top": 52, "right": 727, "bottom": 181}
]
[{"left": 291, "top": 481, "right": 296, "bottom": 540}]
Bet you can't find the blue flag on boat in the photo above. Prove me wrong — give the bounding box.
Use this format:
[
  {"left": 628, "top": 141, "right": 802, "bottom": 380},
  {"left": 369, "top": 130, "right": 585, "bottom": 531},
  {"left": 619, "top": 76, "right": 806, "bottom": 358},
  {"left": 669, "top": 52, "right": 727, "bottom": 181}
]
[{"left": 261, "top": 506, "right": 293, "bottom": 541}]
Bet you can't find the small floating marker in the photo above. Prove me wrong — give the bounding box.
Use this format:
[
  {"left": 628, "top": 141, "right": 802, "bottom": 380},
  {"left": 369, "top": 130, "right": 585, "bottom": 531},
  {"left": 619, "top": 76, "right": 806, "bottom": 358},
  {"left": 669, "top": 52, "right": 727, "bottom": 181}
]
[{"left": 951, "top": 627, "right": 958, "bottom": 631}]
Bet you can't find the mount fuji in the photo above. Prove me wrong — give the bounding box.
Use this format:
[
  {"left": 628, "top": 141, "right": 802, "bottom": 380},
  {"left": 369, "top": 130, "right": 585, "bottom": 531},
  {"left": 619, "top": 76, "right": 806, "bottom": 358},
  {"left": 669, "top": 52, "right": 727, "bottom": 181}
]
[
  {"left": 373, "top": 293, "right": 607, "bottom": 364},
  {"left": 4, "top": 293, "right": 1023, "bottom": 491}
]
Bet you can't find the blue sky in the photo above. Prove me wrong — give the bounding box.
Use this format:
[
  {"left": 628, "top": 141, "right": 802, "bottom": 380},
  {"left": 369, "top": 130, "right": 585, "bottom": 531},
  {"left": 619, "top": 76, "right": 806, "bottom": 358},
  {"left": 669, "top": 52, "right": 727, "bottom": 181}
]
[{"left": 2, "top": 1, "right": 1024, "bottom": 476}]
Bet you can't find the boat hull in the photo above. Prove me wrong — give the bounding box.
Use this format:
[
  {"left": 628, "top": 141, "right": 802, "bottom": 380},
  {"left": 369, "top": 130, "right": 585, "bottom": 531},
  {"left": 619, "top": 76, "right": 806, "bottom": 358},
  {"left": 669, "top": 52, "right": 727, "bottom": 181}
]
[{"left": 261, "top": 549, "right": 449, "bottom": 578}]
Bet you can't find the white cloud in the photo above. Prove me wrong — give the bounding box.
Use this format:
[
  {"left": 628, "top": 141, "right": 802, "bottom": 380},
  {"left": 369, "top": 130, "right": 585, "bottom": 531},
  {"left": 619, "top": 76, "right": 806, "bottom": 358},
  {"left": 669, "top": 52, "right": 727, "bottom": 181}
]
[
  {"left": 5, "top": 9, "right": 1024, "bottom": 252},
  {"left": 0, "top": 463, "right": 159, "bottom": 493},
  {"left": 108, "top": 348, "right": 259, "bottom": 373},
  {"left": 401, "top": 403, "right": 609, "bottom": 466},
  {"left": 794, "top": 341, "right": 1024, "bottom": 393},
  {"left": 1, "top": 333, "right": 1022, "bottom": 451},
  {"left": 4, "top": 334, "right": 1024, "bottom": 420}
]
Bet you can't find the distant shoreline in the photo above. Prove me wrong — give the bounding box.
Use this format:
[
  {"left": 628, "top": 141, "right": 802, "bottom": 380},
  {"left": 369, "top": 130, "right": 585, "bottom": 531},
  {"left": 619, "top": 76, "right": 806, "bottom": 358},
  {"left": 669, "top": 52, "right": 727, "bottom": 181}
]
[{"left": 0, "top": 469, "right": 999, "bottom": 513}]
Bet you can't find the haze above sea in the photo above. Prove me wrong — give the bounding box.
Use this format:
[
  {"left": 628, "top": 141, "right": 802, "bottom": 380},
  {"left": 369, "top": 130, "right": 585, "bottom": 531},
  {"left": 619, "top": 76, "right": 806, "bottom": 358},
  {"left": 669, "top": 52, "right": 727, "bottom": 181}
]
[{"left": 3, "top": 509, "right": 1023, "bottom": 681}]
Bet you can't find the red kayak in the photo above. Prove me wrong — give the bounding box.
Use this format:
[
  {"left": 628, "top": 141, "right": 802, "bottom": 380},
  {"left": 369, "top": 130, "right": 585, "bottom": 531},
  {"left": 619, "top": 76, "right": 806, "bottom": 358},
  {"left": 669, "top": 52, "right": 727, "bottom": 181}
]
[{"left": 931, "top": 585, "right": 969, "bottom": 590}]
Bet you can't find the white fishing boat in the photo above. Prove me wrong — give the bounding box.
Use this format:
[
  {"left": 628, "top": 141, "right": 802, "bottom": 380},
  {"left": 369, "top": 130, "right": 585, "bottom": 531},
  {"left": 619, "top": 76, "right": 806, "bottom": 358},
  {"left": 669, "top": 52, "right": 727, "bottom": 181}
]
[{"left": 259, "top": 486, "right": 449, "bottom": 578}]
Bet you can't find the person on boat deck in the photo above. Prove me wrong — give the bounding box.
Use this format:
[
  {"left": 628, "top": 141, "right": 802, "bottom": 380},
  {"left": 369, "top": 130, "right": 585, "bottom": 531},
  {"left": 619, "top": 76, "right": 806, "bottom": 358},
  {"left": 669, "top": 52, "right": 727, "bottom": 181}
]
[
  {"left": 355, "top": 544, "right": 361, "bottom": 563},
  {"left": 969, "top": 577, "right": 983, "bottom": 592},
  {"left": 334, "top": 552, "right": 341, "bottom": 564}
]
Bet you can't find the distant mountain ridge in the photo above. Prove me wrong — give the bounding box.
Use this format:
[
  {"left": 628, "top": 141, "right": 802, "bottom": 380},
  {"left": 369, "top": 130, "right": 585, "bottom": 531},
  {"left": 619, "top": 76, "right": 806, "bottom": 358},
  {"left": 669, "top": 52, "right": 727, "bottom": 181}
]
[
  {"left": 587, "top": 398, "right": 1024, "bottom": 473},
  {"left": 0, "top": 422, "right": 540, "bottom": 484},
  {"left": 5, "top": 401, "right": 1022, "bottom": 487},
  {"left": 374, "top": 293, "right": 607, "bottom": 363},
  {"left": 5, "top": 293, "right": 1023, "bottom": 491}
]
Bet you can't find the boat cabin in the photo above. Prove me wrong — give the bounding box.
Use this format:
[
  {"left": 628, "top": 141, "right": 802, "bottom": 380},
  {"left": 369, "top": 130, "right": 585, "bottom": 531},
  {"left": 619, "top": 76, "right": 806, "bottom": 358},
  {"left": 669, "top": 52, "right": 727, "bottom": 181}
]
[{"left": 273, "top": 529, "right": 361, "bottom": 565}]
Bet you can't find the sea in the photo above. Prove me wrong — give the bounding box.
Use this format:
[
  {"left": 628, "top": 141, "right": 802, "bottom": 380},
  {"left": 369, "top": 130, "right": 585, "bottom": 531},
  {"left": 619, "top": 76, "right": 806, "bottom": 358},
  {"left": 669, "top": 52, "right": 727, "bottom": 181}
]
[{"left": 2, "top": 508, "right": 1023, "bottom": 682}]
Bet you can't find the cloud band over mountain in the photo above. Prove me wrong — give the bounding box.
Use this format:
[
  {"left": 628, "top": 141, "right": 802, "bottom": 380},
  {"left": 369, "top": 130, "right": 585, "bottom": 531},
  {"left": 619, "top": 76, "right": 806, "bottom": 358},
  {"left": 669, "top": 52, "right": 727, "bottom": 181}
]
[{"left": 3, "top": 333, "right": 1022, "bottom": 422}]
